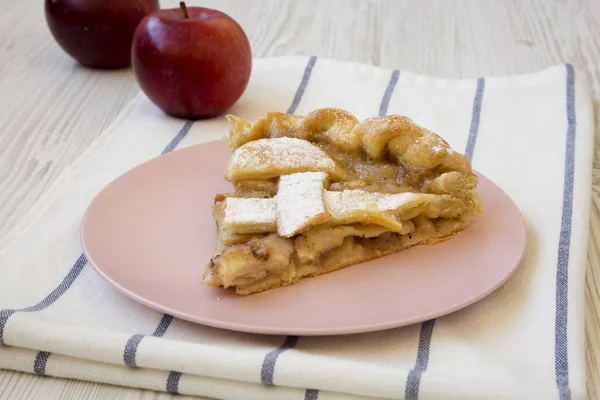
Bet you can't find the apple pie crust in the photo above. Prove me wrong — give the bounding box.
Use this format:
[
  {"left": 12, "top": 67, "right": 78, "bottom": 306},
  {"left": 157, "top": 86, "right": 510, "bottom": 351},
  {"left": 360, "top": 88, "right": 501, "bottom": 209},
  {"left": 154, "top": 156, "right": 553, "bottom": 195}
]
[{"left": 202, "top": 108, "right": 483, "bottom": 294}]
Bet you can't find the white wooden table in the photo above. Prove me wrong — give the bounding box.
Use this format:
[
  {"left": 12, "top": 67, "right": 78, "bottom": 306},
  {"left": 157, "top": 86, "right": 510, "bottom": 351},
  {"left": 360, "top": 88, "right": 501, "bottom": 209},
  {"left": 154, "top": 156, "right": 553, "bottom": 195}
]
[{"left": 1, "top": 0, "right": 599, "bottom": 398}]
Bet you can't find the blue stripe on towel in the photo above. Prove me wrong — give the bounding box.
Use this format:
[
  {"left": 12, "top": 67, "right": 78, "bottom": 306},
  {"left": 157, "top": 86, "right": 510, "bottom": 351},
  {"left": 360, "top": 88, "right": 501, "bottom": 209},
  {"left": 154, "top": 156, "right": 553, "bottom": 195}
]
[
  {"left": 465, "top": 78, "right": 486, "bottom": 161},
  {"left": 153, "top": 313, "right": 174, "bottom": 337},
  {"left": 554, "top": 63, "right": 576, "bottom": 400},
  {"left": 161, "top": 120, "right": 194, "bottom": 154},
  {"left": 405, "top": 77, "right": 486, "bottom": 400},
  {"left": 166, "top": 371, "right": 183, "bottom": 394},
  {"left": 405, "top": 320, "right": 435, "bottom": 399},
  {"left": 261, "top": 335, "right": 299, "bottom": 385},
  {"left": 124, "top": 314, "right": 174, "bottom": 367},
  {"left": 379, "top": 70, "right": 400, "bottom": 116},
  {"left": 0, "top": 253, "right": 88, "bottom": 344},
  {"left": 33, "top": 351, "right": 51, "bottom": 376},
  {"left": 123, "top": 334, "right": 146, "bottom": 367},
  {"left": 287, "top": 56, "right": 317, "bottom": 115}
]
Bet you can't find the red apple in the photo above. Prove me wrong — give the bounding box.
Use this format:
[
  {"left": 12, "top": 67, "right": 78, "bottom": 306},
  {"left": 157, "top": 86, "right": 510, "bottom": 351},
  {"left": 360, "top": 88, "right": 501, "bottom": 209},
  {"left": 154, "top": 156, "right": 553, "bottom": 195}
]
[
  {"left": 131, "top": 2, "right": 252, "bottom": 119},
  {"left": 45, "top": 0, "right": 160, "bottom": 69}
]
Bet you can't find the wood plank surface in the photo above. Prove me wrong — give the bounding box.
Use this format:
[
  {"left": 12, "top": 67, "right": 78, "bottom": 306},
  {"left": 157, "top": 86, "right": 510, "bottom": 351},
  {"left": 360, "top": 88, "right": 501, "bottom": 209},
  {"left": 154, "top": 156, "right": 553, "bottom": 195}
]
[{"left": 0, "top": 0, "right": 598, "bottom": 398}]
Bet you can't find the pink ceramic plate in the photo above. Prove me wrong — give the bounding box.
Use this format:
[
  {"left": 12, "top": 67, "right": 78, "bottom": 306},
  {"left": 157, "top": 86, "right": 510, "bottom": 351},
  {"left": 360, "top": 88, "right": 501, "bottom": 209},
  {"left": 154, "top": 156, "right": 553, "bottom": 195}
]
[{"left": 81, "top": 140, "right": 526, "bottom": 336}]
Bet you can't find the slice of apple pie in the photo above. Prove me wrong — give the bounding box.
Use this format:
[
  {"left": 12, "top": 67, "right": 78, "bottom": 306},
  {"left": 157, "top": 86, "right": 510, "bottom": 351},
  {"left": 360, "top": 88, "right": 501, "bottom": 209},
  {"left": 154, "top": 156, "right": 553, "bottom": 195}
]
[{"left": 202, "top": 108, "right": 483, "bottom": 294}]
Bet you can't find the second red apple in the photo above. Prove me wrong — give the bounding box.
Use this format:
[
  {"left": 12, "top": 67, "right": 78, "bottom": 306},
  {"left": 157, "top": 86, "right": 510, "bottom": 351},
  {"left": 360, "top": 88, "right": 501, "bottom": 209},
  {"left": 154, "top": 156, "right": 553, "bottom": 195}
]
[{"left": 132, "top": 3, "right": 252, "bottom": 119}]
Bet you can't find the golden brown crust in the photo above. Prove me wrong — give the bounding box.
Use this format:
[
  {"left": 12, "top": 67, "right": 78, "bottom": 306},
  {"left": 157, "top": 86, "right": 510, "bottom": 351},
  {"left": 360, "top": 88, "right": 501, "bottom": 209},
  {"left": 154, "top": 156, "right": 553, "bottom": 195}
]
[
  {"left": 226, "top": 108, "right": 469, "bottom": 169},
  {"left": 225, "top": 108, "right": 477, "bottom": 200}
]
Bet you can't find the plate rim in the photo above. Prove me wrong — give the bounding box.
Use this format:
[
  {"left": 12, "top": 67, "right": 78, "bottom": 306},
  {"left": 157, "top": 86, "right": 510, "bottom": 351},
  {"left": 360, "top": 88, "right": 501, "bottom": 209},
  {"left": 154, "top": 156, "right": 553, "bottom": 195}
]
[{"left": 80, "top": 140, "right": 527, "bottom": 336}]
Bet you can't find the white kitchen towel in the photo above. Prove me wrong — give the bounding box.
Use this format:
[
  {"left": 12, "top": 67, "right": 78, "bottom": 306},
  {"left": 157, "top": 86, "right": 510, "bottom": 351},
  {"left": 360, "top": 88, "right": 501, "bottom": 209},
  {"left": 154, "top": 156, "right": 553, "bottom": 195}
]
[{"left": 0, "top": 56, "right": 595, "bottom": 400}]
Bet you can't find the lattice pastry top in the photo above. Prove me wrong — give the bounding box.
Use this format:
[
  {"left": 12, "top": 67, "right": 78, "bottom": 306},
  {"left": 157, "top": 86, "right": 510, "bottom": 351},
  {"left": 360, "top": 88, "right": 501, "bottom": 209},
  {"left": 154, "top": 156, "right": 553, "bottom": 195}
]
[
  {"left": 224, "top": 171, "right": 468, "bottom": 237},
  {"left": 223, "top": 108, "right": 480, "bottom": 205}
]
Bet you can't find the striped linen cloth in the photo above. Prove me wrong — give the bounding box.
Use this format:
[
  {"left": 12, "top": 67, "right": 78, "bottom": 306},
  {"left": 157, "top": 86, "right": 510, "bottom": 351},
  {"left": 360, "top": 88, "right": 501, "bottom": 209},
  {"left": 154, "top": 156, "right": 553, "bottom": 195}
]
[{"left": 0, "top": 56, "right": 595, "bottom": 400}]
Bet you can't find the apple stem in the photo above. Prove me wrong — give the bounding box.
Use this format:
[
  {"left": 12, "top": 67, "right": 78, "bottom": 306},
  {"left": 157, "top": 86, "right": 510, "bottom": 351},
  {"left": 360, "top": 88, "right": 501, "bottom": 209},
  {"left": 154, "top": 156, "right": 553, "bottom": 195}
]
[{"left": 179, "top": 1, "right": 189, "bottom": 19}]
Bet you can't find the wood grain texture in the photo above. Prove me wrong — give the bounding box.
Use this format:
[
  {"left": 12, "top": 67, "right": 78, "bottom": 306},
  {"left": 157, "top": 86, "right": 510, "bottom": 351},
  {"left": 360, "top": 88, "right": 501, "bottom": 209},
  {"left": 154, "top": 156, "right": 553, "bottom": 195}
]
[
  {"left": 0, "top": 0, "right": 598, "bottom": 399},
  {"left": 0, "top": 370, "right": 199, "bottom": 400}
]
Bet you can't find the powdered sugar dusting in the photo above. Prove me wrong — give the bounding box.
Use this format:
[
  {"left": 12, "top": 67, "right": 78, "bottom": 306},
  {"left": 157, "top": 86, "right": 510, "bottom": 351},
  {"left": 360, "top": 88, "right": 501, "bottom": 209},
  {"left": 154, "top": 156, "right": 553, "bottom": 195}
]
[
  {"left": 377, "top": 192, "right": 425, "bottom": 210},
  {"left": 325, "top": 190, "right": 426, "bottom": 217},
  {"left": 224, "top": 198, "right": 276, "bottom": 232},
  {"left": 224, "top": 174, "right": 434, "bottom": 234},
  {"left": 276, "top": 172, "right": 328, "bottom": 237},
  {"left": 228, "top": 137, "right": 339, "bottom": 179},
  {"left": 325, "top": 190, "right": 382, "bottom": 217}
]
